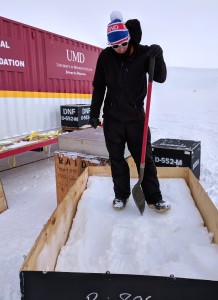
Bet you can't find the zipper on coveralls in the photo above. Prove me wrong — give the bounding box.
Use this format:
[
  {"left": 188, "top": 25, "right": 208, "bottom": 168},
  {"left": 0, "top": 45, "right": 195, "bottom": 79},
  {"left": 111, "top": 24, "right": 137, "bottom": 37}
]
[{"left": 119, "top": 62, "right": 128, "bottom": 123}]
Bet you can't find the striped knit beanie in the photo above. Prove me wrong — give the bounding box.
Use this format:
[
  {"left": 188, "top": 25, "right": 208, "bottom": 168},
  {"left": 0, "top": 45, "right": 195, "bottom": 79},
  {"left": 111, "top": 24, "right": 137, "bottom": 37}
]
[{"left": 107, "top": 11, "right": 130, "bottom": 45}]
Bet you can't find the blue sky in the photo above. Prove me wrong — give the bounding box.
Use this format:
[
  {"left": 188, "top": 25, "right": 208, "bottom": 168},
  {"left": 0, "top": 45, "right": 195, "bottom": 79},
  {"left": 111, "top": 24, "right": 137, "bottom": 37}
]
[{"left": 1, "top": 0, "right": 218, "bottom": 68}]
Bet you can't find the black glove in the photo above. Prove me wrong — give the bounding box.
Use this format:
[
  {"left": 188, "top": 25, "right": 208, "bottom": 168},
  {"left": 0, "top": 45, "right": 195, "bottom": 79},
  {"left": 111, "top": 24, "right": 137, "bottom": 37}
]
[
  {"left": 125, "top": 19, "right": 142, "bottom": 45},
  {"left": 89, "top": 117, "right": 99, "bottom": 129},
  {"left": 147, "top": 44, "right": 163, "bottom": 58}
]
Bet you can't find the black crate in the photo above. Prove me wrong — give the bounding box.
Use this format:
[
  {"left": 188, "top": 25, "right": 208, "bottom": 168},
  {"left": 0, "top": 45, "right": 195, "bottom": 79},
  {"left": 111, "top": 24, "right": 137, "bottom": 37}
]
[
  {"left": 60, "top": 104, "right": 90, "bottom": 127},
  {"left": 152, "top": 139, "right": 201, "bottom": 179}
]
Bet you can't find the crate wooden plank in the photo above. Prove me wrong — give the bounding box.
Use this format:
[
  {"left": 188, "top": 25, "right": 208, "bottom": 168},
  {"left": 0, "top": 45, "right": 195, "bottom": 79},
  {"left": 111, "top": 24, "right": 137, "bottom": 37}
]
[
  {"left": 0, "top": 179, "right": 7, "bottom": 213},
  {"left": 21, "top": 168, "right": 89, "bottom": 271},
  {"left": 187, "top": 168, "right": 218, "bottom": 243}
]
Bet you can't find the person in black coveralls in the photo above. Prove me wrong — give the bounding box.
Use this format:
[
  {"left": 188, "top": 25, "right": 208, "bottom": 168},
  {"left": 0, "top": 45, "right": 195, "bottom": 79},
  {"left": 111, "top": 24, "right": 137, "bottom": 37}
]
[{"left": 89, "top": 11, "right": 171, "bottom": 212}]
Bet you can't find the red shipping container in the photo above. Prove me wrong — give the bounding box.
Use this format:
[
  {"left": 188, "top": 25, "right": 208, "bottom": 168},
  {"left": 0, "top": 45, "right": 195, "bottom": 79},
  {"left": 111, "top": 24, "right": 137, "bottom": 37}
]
[{"left": 0, "top": 17, "right": 102, "bottom": 139}]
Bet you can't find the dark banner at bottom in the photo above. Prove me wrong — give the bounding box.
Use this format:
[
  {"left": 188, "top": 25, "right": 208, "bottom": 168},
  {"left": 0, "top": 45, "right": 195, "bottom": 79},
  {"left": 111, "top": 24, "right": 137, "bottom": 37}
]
[{"left": 20, "top": 271, "right": 218, "bottom": 300}]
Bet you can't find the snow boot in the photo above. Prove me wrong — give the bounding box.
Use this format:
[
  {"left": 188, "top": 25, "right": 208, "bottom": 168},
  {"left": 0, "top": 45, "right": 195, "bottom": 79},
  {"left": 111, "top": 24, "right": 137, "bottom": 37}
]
[
  {"left": 148, "top": 199, "right": 171, "bottom": 213},
  {"left": 113, "top": 198, "right": 128, "bottom": 210}
]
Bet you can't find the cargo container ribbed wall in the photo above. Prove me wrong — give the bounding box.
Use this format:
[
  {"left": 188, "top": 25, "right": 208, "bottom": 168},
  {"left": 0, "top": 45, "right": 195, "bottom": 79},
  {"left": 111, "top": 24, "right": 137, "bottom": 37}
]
[{"left": 0, "top": 16, "right": 102, "bottom": 139}]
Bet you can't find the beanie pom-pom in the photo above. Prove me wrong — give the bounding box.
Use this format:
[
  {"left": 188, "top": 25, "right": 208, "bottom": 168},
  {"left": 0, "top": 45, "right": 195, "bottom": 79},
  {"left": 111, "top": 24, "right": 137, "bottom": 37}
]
[
  {"left": 107, "top": 11, "right": 129, "bottom": 45},
  {"left": 110, "top": 10, "right": 123, "bottom": 22}
]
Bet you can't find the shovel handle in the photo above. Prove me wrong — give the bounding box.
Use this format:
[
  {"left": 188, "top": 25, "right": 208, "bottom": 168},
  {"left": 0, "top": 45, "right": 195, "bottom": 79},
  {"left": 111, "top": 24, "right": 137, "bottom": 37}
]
[{"left": 140, "top": 57, "right": 155, "bottom": 164}]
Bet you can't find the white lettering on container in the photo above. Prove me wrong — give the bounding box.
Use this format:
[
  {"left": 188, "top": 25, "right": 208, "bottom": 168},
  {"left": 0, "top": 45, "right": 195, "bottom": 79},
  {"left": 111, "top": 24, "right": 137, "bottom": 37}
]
[
  {"left": 63, "top": 108, "right": 76, "bottom": 115},
  {"left": 0, "top": 40, "right": 10, "bottom": 48},
  {"left": 66, "top": 49, "right": 85, "bottom": 63},
  {"left": 193, "top": 159, "right": 199, "bottom": 170},
  {"left": 154, "top": 156, "right": 183, "bottom": 166},
  {"left": 82, "top": 107, "right": 90, "bottom": 114},
  {"left": 0, "top": 58, "right": 25, "bottom": 67}
]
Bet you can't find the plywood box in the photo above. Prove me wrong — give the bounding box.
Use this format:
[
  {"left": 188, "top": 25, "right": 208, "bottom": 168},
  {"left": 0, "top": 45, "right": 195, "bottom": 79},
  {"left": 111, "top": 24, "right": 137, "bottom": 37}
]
[
  {"left": 55, "top": 150, "right": 110, "bottom": 204},
  {"left": 20, "top": 158, "right": 218, "bottom": 300}
]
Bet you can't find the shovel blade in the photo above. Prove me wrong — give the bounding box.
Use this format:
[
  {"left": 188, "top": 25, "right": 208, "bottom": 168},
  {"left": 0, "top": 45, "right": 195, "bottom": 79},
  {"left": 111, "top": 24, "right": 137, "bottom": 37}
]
[{"left": 132, "top": 182, "right": 145, "bottom": 215}]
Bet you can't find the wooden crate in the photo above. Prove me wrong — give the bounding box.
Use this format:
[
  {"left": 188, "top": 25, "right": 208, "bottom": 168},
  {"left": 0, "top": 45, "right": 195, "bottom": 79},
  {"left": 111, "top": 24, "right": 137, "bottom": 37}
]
[
  {"left": 54, "top": 151, "right": 110, "bottom": 204},
  {"left": 20, "top": 158, "right": 218, "bottom": 299},
  {"left": 0, "top": 179, "right": 7, "bottom": 213},
  {"left": 21, "top": 157, "right": 218, "bottom": 270}
]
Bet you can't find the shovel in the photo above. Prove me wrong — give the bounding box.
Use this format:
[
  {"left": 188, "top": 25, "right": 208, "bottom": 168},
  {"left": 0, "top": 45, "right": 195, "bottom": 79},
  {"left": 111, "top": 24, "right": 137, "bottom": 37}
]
[{"left": 132, "top": 57, "right": 155, "bottom": 215}]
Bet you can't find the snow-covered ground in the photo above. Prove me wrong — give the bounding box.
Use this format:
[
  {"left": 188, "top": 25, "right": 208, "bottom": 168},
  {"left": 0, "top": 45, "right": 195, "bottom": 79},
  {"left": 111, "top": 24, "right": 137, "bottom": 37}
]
[
  {"left": 151, "top": 67, "right": 218, "bottom": 208},
  {"left": 0, "top": 67, "right": 218, "bottom": 299}
]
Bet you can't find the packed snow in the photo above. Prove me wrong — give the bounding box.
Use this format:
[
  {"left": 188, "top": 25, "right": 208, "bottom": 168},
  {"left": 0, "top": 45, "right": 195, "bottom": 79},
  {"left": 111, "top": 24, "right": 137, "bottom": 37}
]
[
  {"left": 56, "top": 176, "right": 218, "bottom": 281},
  {"left": 0, "top": 67, "right": 218, "bottom": 299}
]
